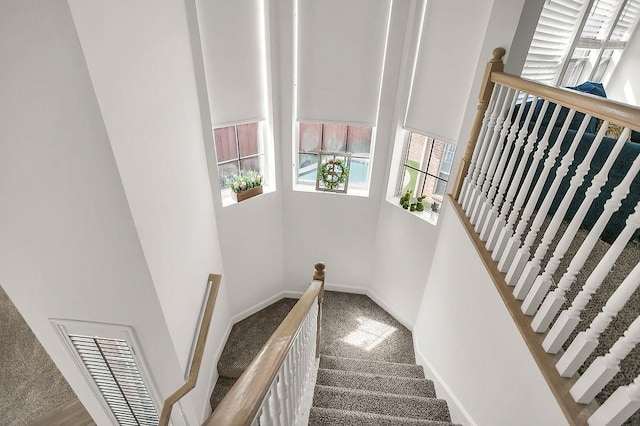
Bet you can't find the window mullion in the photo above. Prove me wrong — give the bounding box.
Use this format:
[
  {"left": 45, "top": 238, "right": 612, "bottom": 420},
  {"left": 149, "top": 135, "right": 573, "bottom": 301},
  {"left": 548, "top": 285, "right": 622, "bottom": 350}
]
[
  {"left": 587, "top": 0, "right": 629, "bottom": 81},
  {"left": 558, "top": 0, "right": 597, "bottom": 85}
]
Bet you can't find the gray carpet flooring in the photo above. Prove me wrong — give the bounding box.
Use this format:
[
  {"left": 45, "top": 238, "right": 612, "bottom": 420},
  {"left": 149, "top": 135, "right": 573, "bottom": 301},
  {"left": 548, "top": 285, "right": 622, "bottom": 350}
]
[
  {"left": 0, "top": 285, "right": 77, "bottom": 426},
  {"left": 211, "top": 291, "right": 455, "bottom": 424}
]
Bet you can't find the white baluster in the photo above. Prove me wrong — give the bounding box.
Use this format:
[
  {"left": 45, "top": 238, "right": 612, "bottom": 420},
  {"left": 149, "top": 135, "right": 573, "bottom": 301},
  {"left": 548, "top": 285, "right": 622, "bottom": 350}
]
[
  {"left": 270, "top": 374, "right": 284, "bottom": 425},
  {"left": 479, "top": 90, "right": 527, "bottom": 241},
  {"left": 571, "top": 314, "right": 640, "bottom": 403},
  {"left": 460, "top": 88, "right": 500, "bottom": 206},
  {"left": 284, "top": 353, "right": 295, "bottom": 424},
  {"left": 491, "top": 99, "right": 549, "bottom": 261},
  {"left": 506, "top": 107, "right": 576, "bottom": 287},
  {"left": 465, "top": 86, "right": 508, "bottom": 215},
  {"left": 556, "top": 255, "right": 640, "bottom": 377},
  {"left": 588, "top": 375, "right": 640, "bottom": 426},
  {"left": 530, "top": 127, "right": 632, "bottom": 332},
  {"left": 259, "top": 387, "right": 274, "bottom": 426},
  {"left": 512, "top": 112, "right": 589, "bottom": 300},
  {"left": 470, "top": 88, "right": 516, "bottom": 227},
  {"left": 278, "top": 360, "right": 292, "bottom": 426},
  {"left": 484, "top": 93, "right": 537, "bottom": 249},
  {"left": 499, "top": 103, "right": 565, "bottom": 275}
]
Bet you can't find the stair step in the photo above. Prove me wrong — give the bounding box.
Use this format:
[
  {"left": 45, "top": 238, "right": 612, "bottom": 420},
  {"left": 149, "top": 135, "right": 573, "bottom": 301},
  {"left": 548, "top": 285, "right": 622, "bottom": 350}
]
[
  {"left": 209, "top": 376, "right": 236, "bottom": 411},
  {"left": 320, "top": 355, "right": 425, "bottom": 379},
  {"left": 316, "top": 368, "right": 436, "bottom": 398},
  {"left": 313, "top": 385, "right": 451, "bottom": 422},
  {"left": 309, "top": 407, "right": 455, "bottom": 426}
]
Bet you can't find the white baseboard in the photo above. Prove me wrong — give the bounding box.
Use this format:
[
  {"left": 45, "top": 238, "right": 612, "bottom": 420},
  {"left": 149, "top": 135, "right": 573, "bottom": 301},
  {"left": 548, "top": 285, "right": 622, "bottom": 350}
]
[
  {"left": 324, "top": 282, "right": 415, "bottom": 331},
  {"left": 414, "top": 342, "right": 476, "bottom": 426},
  {"left": 231, "top": 290, "right": 304, "bottom": 324}
]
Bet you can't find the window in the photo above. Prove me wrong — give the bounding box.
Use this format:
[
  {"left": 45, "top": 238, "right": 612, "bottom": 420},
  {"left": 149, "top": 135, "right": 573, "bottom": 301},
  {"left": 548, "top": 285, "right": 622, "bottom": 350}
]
[
  {"left": 398, "top": 132, "right": 456, "bottom": 207},
  {"left": 214, "top": 122, "right": 264, "bottom": 190},
  {"left": 522, "top": 0, "right": 640, "bottom": 86},
  {"left": 296, "top": 122, "right": 373, "bottom": 191}
]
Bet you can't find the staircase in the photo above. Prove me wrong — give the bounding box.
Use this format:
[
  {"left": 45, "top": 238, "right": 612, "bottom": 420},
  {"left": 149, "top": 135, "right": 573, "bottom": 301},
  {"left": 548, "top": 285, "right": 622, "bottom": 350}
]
[
  {"left": 310, "top": 355, "right": 452, "bottom": 425},
  {"left": 210, "top": 291, "right": 455, "bottom": 425}
]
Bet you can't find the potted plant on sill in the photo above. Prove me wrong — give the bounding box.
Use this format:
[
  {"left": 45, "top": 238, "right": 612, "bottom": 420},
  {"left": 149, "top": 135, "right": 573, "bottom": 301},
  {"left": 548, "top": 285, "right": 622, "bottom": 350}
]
[{"left": 228, "top": 170, "right": 263, "bottom": 202}]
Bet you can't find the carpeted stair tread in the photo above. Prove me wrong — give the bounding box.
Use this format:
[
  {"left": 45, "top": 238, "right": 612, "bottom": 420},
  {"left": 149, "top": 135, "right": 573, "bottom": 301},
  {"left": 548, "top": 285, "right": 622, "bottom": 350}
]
[
  {"left": 313, "top": 385, "right": 451, "bottom": 422},
  {"left": 316, "top": 368, "right": 436, "bottom": 398},
  {"left": 209, "top": 376, "right": 236, "bottom": 411},
  {"left": 320, "top": 355, "right": 425, "bottom": 379},
  {"left": 217, "top": 298, "right": 297, "bottom": 378},
  {"left": 309, "top": 407, "right": 456, "bottom": 426}
]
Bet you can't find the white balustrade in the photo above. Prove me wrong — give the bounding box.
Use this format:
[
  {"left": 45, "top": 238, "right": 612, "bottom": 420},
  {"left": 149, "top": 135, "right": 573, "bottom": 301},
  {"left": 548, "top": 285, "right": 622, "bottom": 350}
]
[
  {"left": 532, "top": 129, "right": 640, "bottom": 334},
  {"left": 556, "top": 243, "right": 640, "bottom": 376},
  {"left": 570, "top": 314, "right": 640, "bottom": 403},
  {"left": 491, "top": 99, "right": 549, "bottom": 261},
  {"left": 483, "top": 94, "right": 536, "bottom": 248},
  {"left": 530, "top": 128, "right": 633, "bottom": 333},
  {"left": 520, "top": 121, "right": 607, "bottom": 314},
  {"left": 511, "top": 112, "right": 588, "bottom": 299},
  {"left": 470, "top": 87, "right": 516, "bottom": 227},
  {"left": 479, "top": 91, "right": 528, "bottom": 241},
  {"left": 460, "top": 89, "right": 499, "bottom": 207},
  {"left": 498, "top": 103, "right": 565, "bottom": 275},
  {"left": 505, "top": 107, "right": 576, "bottom": 286},
  {"left": 588, "top": 375, "right": 640, "bottom": 426},
  {"left": 464, "top": 86, "right": 508, "bottom": 215}
]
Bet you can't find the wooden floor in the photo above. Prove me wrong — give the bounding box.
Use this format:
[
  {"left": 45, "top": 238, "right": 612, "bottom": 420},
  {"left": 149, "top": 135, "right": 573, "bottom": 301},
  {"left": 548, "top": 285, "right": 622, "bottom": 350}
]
[{"left": 29, "top": 398, "right": 95, "bottom": 426}]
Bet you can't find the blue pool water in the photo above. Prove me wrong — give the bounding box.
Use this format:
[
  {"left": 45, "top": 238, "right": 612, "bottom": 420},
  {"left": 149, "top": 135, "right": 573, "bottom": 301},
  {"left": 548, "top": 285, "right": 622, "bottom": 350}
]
[{"left": 300, "top": 160, "right": 369, "bottom": 186}]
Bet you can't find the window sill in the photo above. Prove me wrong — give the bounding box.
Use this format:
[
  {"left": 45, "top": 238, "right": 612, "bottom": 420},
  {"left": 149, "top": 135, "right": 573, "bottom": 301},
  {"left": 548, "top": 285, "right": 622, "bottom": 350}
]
[
  {"left": 221, "top": 184, "right": 275, "bottom": 207},
  {"left": 292, "top": 183, "right": 370, "bottom": 198},
  {"left": 386, "top": 195, "right": 440, "bottom": 225}
]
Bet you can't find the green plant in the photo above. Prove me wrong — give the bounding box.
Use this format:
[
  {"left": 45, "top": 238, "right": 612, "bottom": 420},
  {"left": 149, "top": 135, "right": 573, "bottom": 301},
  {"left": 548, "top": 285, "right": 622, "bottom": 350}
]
[
  {"left": 400, "top": 190, "right": 412, "bottom": 209},
  {"left": 227, "top": 170, "right": 262, "bottom": 193}
]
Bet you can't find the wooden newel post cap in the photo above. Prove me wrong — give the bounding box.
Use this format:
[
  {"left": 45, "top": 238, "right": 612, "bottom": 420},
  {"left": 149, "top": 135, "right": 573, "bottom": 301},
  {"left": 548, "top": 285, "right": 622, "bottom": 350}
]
[
  {"left": 314, "top": 262, "right": 326, "bottom": 281},
  {"left": 492, "top": 47, "right": 506, "bottom": 62}
]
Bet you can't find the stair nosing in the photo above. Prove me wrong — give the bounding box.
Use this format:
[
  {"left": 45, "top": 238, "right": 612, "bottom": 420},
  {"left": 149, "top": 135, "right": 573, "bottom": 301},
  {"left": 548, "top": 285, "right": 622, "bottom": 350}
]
[
  {"left": 310, "top": 406, "right": 455, "bottom": 425},
  {"left": 314, "top": 384, "right": 445, "bottom": 403}
]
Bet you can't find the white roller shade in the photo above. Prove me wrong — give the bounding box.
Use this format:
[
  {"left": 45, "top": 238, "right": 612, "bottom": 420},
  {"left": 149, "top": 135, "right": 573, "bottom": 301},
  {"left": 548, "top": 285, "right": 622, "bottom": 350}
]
[
  {"left": 296, "top": 0, "right": 391, "bottom": 125},
  {"left": 405, "top": 0, "right": 493, "bottom": 142},
  {"left": 198, "top": 0, "right": 266, "bottom": 125}
]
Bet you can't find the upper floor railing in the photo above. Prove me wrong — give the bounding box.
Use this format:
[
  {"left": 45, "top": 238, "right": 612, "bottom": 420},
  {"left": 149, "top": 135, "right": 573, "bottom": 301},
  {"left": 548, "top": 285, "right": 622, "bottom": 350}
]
[
  {"left": 453, "top": 48, "right": 640, "bottom": 426},
  {"left": 204, "top": 263, "right": 326, "bottom": 426}
]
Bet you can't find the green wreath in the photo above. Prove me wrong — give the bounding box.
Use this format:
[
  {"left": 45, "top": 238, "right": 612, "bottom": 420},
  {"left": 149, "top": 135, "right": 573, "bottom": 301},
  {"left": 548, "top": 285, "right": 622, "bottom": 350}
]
[{"left": 319, "top": 158, "right": 350, "bottom": 189}]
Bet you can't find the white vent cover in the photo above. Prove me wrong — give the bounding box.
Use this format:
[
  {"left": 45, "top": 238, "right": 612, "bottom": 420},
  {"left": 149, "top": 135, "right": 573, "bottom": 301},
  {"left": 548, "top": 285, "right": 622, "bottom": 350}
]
[{"left": 52, "top": 320, "right": 161, "bottom": 425}]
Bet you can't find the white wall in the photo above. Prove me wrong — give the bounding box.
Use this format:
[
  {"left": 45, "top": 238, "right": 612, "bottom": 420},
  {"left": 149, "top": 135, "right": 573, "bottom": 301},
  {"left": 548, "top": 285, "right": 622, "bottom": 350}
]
[
  {"left": 0, "top": 1, "right": 187, "bottom": 423},
  {"left": 606, "top": 24, "right": 640, "bottom": 106},
  {"left": 413, "top": 208, "right": 567, "bottom": 426}
]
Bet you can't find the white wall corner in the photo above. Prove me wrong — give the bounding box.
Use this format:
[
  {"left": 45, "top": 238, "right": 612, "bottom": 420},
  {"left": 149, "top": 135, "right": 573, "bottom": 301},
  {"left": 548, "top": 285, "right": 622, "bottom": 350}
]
[{"left": 324, "top": 282, "right": 415, "bottom": 331}]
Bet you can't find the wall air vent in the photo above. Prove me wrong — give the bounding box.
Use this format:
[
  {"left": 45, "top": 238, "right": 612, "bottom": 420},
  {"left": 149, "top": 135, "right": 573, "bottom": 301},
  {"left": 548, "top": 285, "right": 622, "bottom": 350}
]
[{"left": 51, "top": 320, "right": 161, "bottom": 426}]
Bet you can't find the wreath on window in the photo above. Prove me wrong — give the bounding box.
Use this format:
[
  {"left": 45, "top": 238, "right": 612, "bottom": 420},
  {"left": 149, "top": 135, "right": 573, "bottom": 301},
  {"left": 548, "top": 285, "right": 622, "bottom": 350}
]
[{"left": 319, "top": 158, "right": 350, "bottom": 190}]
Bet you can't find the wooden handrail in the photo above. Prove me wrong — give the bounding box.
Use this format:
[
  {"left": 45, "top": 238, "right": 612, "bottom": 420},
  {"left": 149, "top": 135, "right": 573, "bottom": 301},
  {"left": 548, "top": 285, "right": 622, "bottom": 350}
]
[
  {"left": 204, "top": 263, "right": 326, "bottom": 426},
  {"left": 159, "top": 274, "right": 221, "bottom": 426},
  {"left": 451, "top": 47, "right": 506, "bottom": 200},
  {"left": 490, "top": 71, "right": 640, "bottom": 132}
]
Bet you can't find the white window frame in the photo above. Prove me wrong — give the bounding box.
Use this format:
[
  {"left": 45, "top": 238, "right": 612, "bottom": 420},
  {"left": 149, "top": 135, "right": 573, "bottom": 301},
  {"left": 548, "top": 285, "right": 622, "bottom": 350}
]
[
  {"left": 523, "top": 0, "right": 640, "bottom": 87},
  {"left": 293, "top": 120, "right": 375, "bottom": 197}
]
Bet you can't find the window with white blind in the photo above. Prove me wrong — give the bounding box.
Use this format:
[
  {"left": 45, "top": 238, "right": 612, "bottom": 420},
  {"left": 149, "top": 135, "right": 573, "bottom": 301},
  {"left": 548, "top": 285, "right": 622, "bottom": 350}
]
[
  {"left": 51, "top": 320, "right": 162, "bottom": 426},
  {"left": 522, "top": 0, "right": 640, "bottom": 86}
]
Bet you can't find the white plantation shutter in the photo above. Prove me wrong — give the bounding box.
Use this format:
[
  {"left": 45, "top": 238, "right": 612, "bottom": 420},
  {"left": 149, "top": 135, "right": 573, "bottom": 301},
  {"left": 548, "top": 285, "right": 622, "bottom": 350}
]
[
  {"left": 610, "top": 0, "right": 640, "bottom": 42},
  {"left": 580, "top": 0, "right": 621, "bottom": 43},
  {"left": 521, "top": 0, "right": 587, "bottom": 85}
]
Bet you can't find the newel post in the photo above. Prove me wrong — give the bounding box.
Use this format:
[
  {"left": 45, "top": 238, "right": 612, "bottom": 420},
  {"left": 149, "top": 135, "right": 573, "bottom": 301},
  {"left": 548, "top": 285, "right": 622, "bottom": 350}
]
[
  {"left": 451, "top": 47, "right": 506, "bottom": 200},
  {"left": 314, "top": 262, "right": 326, "bottom": 359}
]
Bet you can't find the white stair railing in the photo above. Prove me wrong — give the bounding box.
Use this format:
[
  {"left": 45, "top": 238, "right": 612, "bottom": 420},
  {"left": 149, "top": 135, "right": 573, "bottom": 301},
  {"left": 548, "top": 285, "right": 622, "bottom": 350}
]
[
  {"left": 206, "top": 263, "right": 325, "bottom": 426},
  {"left": 450, "top": 48, "right": 640, "bottom": 426}
]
